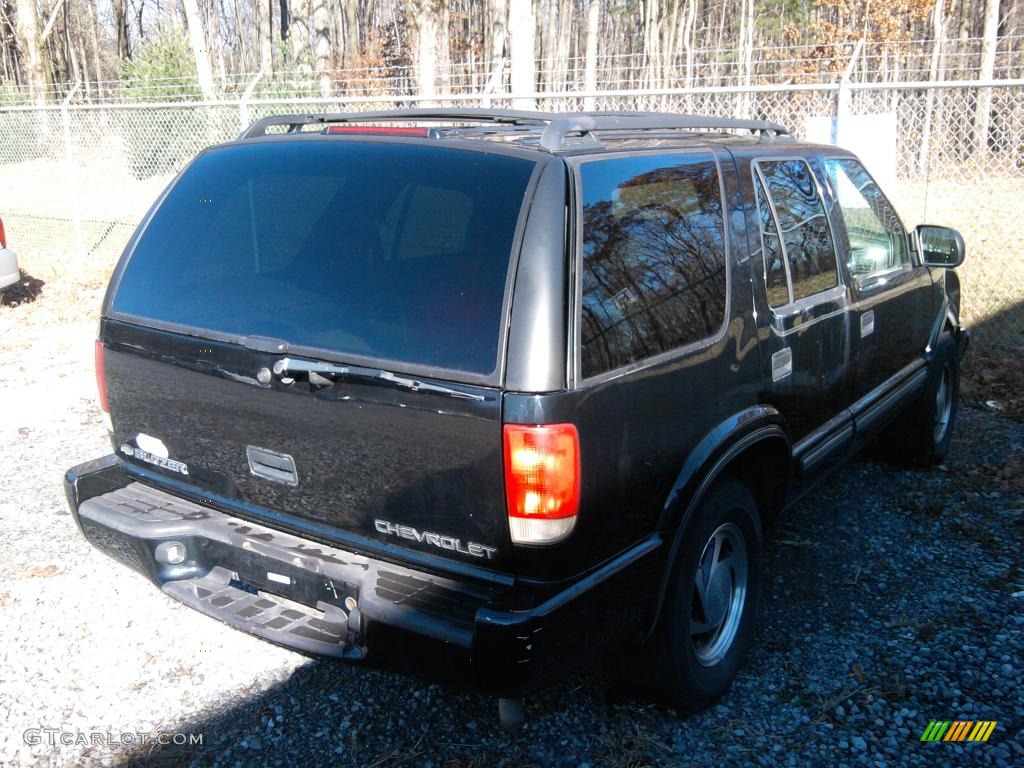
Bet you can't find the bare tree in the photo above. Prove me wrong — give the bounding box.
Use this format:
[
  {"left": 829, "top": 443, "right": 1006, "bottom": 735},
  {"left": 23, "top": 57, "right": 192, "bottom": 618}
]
[
  {"left": 259, "top": 0, "right": 274, "bottom": 74},
  {"left": 919, "top": 0, "right": 947, "bottom": 169},
  {"left": 312, "top": 0, "right": 330, "bottom": 95},
  {"left": 290, "top": 0, "right": 310, "bottom": 66},
  {"left": 508, "top": 0, "right": 534, "bottom": 107},
  {"left": 15, "top": 0, "right": 47, "bottom": 101},
  {"left": 489, "top": 0, "right": 508, "bottom": 62},
  {"left": 583, "top": 0, "right": 600, "bottom": 108},
  {"left": 409, "top": 0, "right": 450, "bottom": 100},
  {"left": 112, "top": 0, "right": 130, "bottom": 60},
  {"left": 974, "top": 0, "right": 1001, "bottom": 150},
  {"left": 182, "top": 0, "right": 216, "bottom": 98},
  {"left": 343, "top": 0, "right": 358, "bottom": 65}
]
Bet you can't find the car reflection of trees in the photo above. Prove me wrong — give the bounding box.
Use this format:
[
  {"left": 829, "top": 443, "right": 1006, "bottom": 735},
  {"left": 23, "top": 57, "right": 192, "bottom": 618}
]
[
  {"left": 580, "top": 163, "right": 728, "bottom": 377},
  {"left": 759, "top": 160, "right": 837, "bottom": 298}
]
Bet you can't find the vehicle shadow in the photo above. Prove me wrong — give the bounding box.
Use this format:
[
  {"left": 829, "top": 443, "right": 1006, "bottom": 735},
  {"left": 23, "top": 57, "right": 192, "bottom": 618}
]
[{"left": 115, "top": 656, "right": 614, "bottom": 767}]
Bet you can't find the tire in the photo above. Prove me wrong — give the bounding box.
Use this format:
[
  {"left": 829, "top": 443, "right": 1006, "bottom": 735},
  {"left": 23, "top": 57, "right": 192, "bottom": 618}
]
[
  {"left": 886, "top": 333, "right": 960, "bottom": 467},
  {"left": 647, "top": 478, "right": 763, "bottom": 711}
]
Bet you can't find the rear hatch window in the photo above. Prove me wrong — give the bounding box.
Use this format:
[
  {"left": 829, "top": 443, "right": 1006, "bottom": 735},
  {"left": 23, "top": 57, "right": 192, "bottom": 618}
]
[{"left": 110, "top": 140, "right": 537, "bottom": 378}]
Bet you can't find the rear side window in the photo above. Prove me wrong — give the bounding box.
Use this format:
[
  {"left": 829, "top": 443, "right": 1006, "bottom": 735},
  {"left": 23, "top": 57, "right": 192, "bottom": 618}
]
[
  {"left": 111, "top": 141, "right": 536, "bottom": 377},
  {"left": 578, "top": 153, "right": 728, "bottom": 379},
  {"left": 754, "top": 159, "right": 839, "bottom": 305}
]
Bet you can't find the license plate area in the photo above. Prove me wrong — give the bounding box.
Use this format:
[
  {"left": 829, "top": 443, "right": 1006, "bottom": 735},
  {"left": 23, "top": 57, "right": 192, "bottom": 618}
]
[{"left": 208, "top": 539, "right": 360, "bottom": 614}]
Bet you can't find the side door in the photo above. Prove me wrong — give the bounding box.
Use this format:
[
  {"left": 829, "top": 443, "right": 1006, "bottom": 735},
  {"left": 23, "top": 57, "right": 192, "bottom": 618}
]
[
  {"left": 821, "top": 156, "right": 935, "bottom": 438},
  {"left": 747, "top": 154, "right": 855, "bottom": 477}
]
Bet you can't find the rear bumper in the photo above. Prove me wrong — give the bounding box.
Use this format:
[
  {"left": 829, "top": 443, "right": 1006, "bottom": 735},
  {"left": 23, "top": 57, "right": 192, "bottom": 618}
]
[{"left": 65, "top": 455, "right": 664, "bottom": 697}]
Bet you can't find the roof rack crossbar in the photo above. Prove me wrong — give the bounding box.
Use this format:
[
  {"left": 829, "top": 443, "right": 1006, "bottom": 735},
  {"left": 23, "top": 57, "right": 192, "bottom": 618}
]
[
  {"left": 538, "top": 114, "right": 790, "bottom": 151},
  {"left": 239, "top": 108, "right": 554, "bottom": 139}
]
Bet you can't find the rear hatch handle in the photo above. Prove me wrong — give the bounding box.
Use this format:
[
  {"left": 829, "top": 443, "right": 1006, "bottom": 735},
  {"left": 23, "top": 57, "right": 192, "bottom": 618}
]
[{"left": 272, "top": 357, "right": 485, "bottom": 401}]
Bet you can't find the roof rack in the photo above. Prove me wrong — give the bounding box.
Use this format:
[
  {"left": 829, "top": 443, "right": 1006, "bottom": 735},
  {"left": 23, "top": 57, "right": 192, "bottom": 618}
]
[
  {"left": 239, "top": 109, "right": 792, "bottom": 150},
  {"left": 537, "top": 113, "right": 791, "bottom": 150},
  {"left": 239, "top": 109, "right": 552, "bottom": 139}
]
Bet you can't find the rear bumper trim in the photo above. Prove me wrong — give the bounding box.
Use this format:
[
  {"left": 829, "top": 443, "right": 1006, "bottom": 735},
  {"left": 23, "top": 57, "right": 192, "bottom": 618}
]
[
  {"left": 66, "top": 456, "right": 666, "bottom": 696},
  {"left": 119, "top": 460, "right": 516, "bottom": 589},
  {"left": 75, "top": 479, "right": 490, "bottom": 650},
  {"left": 163, "top": 566, "right": 366, "bottom": 659}
]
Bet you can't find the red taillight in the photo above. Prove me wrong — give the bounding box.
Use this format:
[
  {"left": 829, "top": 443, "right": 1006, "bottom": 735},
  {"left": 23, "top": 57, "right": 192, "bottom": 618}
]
[
  {"left": 324, "top": 125, "right": 431, "bottom": 136},
  {"left": 95, "top": 339, "right": 109, "bottom": 413},
  {"left": 503, "top": 423, "right": 580, "bottom": 544},
  {"left": 0, "top": 216, "right": 6, "bottom": 249}
]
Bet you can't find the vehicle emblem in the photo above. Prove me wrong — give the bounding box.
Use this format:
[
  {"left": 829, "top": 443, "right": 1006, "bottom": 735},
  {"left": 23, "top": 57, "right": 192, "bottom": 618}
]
[
  {"left": 120, "top": 433, "right": 189, "bottom": 475},
  {"left": 374, "top": 519, "right": 497, "bottom": 560}
]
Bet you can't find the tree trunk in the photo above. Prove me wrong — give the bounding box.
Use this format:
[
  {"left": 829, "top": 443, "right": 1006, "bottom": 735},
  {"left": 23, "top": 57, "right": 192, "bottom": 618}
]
[
  {"left": 112, "top": 0, "right": 129, "bottom": 60},
  {"left": 2, "top": 0, "right": 21, "bottom": 85},
  {"left": 15, "top": 0, "right": 47, "bottom": 102},
  {"left": 973, "top": 0, "right": 1001, "bottom": 152},
  {"left": 489, "top": 0, "right": 508, "bottom": 61},
  {"left": 508, "top": 0, "right": 534, "bottom": 108},
  {"left": 290, "top": 0, "right": 309, "bottom": 67},
  {"left": 279, "top": 0, "right": 289, "bottom": 41},
  {"left": 208, "top": 0, "right": 228, "bottom": 83},
  {"left": 410, "top": 0, "right": 443, "bottom": 100},
  {"left": 86, "top": 0, "right": 101, "bottom": 96},
  {"left": 919, "top": 0, "right": 946, "bottom": 171},
  {"left": 182, "top": 0, "right": 216, "bottom": 99},
  {"left": 958, "top": 0, "right": 972, "bottom": 43},
  {"left": 583, "top": 0, "right": 599, "bottom": 109},
  {"left": 343, "top": 0, "right": 359, "bottom": 65},
  {"left": 260, "top": 0, "right": 274, "bottom": 75},
  {"left": 312, "top": 0, "right": 330, "bottom": 95},
  {"left": 681, "top": 0, "right": 695, "bottom": 90}
]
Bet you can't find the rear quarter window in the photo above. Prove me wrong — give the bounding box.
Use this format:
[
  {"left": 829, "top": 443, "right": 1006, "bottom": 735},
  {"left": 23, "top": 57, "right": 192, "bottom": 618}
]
[
  {"left": 110, "top": 141, "right": 537, "bottom": 377},
  {"left": 577, "top": 153, "right": 729, "bottom": 380}
]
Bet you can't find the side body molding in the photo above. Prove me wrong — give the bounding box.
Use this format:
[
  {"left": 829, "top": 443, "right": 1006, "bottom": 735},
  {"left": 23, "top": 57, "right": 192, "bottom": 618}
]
[{"left": 646, "top": 407, "right": 790, "bottom": 637}]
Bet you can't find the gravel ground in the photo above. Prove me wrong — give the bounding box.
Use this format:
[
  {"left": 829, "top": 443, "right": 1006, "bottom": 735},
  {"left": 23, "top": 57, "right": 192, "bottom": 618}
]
[{"left": 0, "top": 306, "right": 1021, "bottom": 768}]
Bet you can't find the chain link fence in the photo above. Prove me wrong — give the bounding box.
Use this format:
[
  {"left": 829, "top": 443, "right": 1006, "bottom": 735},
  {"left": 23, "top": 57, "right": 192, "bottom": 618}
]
[{"left": 0, "top": 81, "right": 1020, "bottom": 348}]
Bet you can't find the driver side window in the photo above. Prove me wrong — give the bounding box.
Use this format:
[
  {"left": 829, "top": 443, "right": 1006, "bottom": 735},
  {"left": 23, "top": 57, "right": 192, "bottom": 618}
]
[{"left": 825, "top": 159, "right": 909, "bottom": 284}]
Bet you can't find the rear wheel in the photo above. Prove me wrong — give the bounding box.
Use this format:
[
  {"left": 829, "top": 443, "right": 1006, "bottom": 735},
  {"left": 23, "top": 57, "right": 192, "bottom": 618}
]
[{"left": 648, "top": 479, "right": 763, "bottom": 710}]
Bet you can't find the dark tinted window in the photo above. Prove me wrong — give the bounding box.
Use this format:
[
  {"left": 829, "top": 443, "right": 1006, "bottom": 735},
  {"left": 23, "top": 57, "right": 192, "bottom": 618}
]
[
  {"left": 579, "top": 154, "right": 728, "bottom": 379},
  {"left": 112, "top": 141, "right": 536, "bottom": 376},
  {"left": 755, "top": 159, "right": 838, "bottom": 302},
  {"left": 753, "top": 173, "right": 790, "bottom": 307}
]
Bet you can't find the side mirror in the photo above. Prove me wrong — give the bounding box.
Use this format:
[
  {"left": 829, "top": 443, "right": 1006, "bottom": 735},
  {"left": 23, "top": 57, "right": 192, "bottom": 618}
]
[{"left": 915, "top": 225, "right": 965, "bottom": 268}]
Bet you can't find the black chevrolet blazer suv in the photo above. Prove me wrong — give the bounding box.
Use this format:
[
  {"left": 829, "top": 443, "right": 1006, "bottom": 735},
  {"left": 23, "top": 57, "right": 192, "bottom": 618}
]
[{"left": 65, "top": 109, "right": 968, "bottom": 727}]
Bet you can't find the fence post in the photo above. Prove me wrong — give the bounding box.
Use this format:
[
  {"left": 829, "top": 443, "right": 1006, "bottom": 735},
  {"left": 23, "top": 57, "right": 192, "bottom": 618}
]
[
  {"left": 239, "top": 72, "right": 264, "bottom": 133},
  {"left": 61, "top": 82, "right": 85, "bottom": 259},
  {"left": 836, "top": 38, "right": 865, "bottom": 142}
]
